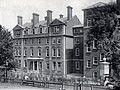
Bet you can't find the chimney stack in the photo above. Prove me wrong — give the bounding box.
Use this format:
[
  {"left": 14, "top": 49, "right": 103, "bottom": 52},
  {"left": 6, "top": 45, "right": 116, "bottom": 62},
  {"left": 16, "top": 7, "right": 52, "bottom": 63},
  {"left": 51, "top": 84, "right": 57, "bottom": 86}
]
[
  {"left": 17, "top": 16, "right": 23, "bottom": 25},
  {"left": 59, "top": 14, "right": 63, "bottom": 18},
  {"left": 33, "top": 13, "right": 39, "bottom": 26},
  {"left": 67, "top": 6, "right": 73, "bottom": 21},
  {"left": 47, "top": 10, "right": 52, "bottom": 25},
  {"left": 44, "top": 16, "right": 47, "bottom": 21},
  {"left": 117, "top": 0, "right": 120, "bottom": 5}
]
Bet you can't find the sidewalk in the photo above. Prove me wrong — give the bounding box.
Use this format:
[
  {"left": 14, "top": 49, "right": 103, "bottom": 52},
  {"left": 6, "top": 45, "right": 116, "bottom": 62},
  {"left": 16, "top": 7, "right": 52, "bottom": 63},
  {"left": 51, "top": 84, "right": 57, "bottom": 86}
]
[{"left": 0, "top": 82, "right": 58, "bottom": 90}]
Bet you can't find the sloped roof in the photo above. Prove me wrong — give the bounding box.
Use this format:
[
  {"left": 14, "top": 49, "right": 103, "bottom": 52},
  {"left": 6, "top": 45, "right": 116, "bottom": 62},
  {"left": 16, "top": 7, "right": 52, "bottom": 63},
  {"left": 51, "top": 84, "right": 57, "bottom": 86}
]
[
  {"left": 73, "top": 24, "right": 83, "bottom": 28},
  {"left": 83, "top": 2, "right": 107, "bottom": 10},
  {"left": 58, "top": 17, "right": 67, "bottom": 23}
]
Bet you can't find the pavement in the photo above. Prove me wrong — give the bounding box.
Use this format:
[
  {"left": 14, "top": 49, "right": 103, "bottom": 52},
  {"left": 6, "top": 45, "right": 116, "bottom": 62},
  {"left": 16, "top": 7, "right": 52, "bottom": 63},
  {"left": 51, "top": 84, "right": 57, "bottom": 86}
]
[{"left": 0, "top": 82, "right": 58, "bottom": 90}]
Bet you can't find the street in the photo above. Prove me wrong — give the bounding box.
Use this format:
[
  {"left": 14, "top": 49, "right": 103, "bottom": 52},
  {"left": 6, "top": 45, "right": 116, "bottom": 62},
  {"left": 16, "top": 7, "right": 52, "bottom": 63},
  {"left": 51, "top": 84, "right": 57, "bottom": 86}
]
[{"left": 0, "top": 82, "right": 58, "bottom": 90}]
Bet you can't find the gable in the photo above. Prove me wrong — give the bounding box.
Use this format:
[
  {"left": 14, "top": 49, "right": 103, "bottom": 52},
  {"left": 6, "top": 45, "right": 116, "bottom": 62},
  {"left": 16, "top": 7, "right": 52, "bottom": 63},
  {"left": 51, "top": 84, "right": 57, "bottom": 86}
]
[
  {"left": 13, "top": 24, "right": 24, "bottom": 30},
  {"left": 50, "top": 19, "right": 66, "bottom": 26}
]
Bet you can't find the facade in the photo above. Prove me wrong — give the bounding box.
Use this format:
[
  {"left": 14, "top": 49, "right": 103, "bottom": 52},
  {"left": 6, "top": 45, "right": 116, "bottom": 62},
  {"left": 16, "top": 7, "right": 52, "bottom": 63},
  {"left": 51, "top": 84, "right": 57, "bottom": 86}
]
[
  {"left": 70, "top": 25, "right": 84, "bottom": 76},
  {"left": 13, "top": 6, "right": 81, "bottom": 77},
  {"left": 82, "top": 0, "right": 120, "bottom": 80}
]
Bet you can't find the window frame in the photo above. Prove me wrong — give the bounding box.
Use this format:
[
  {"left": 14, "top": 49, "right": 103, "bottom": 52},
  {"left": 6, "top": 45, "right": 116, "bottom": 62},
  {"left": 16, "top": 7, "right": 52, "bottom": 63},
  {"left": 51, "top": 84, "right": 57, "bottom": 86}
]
[
  {"left": 93, "top": 57, "right": 98, "bottom": 65},
  {"left": 87, "top": 60, "right": 91, "bottom": 68},
  {"left": 75, "top": 48, "right": 79, "bottom": 56},
  {"left": 75, "top": 61, "right": 80, "bottom": 70}
]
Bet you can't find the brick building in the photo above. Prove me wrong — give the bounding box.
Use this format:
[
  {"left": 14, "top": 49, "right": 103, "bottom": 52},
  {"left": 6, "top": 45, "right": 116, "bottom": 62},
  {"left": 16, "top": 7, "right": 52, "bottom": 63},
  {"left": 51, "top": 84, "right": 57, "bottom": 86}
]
[{"left": 13, "top": 6, "right": 81, "bottom": 77}]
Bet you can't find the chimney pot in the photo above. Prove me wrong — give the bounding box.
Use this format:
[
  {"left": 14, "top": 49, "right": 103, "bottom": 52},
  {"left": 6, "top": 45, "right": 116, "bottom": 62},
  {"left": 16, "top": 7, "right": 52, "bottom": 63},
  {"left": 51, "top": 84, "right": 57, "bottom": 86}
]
[
  {"left": 67, "top": 6, "right": 73, "bottom": 21},
  {"left": 44, "top": 16, "right": 47, "bottom": 21},
  {"left": 59, "top": 14, "right": 63, "bottom": 18},
  {"left": 17, "top": 16, "right": 23, "bottom": 25}
]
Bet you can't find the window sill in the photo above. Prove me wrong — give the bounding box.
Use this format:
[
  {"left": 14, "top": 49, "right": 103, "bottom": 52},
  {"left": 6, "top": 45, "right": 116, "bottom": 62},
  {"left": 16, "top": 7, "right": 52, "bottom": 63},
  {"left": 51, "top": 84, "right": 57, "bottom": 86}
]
[
  {"left": 86, "top": 67, "right": 91, "bottom": 69},
  {"left": 93, "top": 63, "right": 98, "bottom": 66}
]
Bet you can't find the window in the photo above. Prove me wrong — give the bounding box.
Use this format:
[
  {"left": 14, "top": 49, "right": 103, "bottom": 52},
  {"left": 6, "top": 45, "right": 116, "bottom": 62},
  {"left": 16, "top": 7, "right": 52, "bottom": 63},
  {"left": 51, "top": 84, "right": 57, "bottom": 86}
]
[
  {"left": 31, "top": 39, "right": 34, "bottom": 44},
  {"left": 19, "top": 60, "right": 21, "bottom": 68},
  {"left": 93, "top": 72, "right": 98, "bottom": 79},
  {"left": 29, "top": 61, "right": 33, "bottom": 70},
  {"left": 19, "top": 40, "right": 21, "bottom": 45},
  {"left": 87, "top": 18, "right": 92, "bottom": 26},
  {"left": 24, "top": 60, "right": 27, "bottom": 67},
  {"left": 38, "top": 38, "right": 41, "bottom": 44},
  {"left": 86, "top": 44, "right": 91, "bottom": 52},
  {"left": 52, "top": 62, "right": 56, "bottom": 70},
  {"left": 75, "top": 62, "right": 80, "bottom": 70},
  {"left": 118, "top": 18, "right": 120, "bottom": 25},
  {"left": 18, "top": 48, "right": 21, "bottom": 56},
  {"left": 33, "top": 29, "right": 35, "bottom": 34},
  {"left": 46, "top": 38, "right": 49, "bottom": 44},
  {"left": 53, "top": 26, "right": 59, "bottom": 33},
  {"left": 40, "top": 28, "right": 42, "bottom": 33},
  {"left": 24, "top": 48, "right": 27, "bottom": 56},
  {"left": 46, "top": 48, "right": 49, "bottom": 57},
  {"left": 100, "top": 53, "right": 105, "bottom": 61},
  {"left": 46, "top": 63, "right": 49, "bottom": 69},
  {"left": 52, "top": 48, "right": 56, "bottom": 57},
  {"left": 30, "top": 48, "right": 34, "bottom": 56},
  {"left": 87, "top": 60, "right": 91, "bottom": 68},
  {"left": 75, "top": 48, "right": 79, "bottom": 56},
  {"left": 38, "top": 48, "right": 41, "bottom": 56},
  {"left": 16, "top": 31, "right": 20, "bottom": 36},
  {"left": 34, "top": 61, "right": 37, "bottom": 70},
  {"left": 15, "top": 48, "right": 18, "bottom": 56},
  {"left": 92, "top": 40, "right": 97, "bottom": 49},
  {"left": 52, "top": 38, "right": 56, "bottom": 44},
  {"left": 93, "top": 57, "right": 98, "bottom": 65},
  {"left": 39, "top": 62, "right": 42, "bottom": 69},
  {"left": 58, "top": 62, "right": 61, "bottom": 70},
  {"left": 15, "top": 40, "right": 18, "bottom": 45},
  {"left": 57, "top": 48, "right": 61, "bottom": 57},
  {"left": 75, "top": 38, "right": 80, "bottom": 44},
  {"left": 24, "top": 39, "right": 27, "bottom": 45},
  {"left": 57, "top": 38, "right": 61, "bottom": 44}
]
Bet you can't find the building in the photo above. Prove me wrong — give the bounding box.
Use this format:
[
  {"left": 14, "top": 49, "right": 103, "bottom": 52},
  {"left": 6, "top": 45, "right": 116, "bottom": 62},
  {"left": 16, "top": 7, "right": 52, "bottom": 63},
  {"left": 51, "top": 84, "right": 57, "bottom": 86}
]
[
  {"left": 13, "top": 6, "right": 81, "bottom": 77},
  {"left": 82, "top": 0, "right": 120, "bottom": 80}
]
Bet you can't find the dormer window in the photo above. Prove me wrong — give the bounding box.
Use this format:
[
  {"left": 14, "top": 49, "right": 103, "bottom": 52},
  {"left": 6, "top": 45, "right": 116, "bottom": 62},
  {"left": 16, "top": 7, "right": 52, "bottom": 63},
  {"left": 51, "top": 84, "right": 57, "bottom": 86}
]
[
  {"left": 16, "top": 31, "right": 20, "bottom": 37},
  {"left": 40, "top": 27, "right": 42, "bottom": 33},
  {"left": 87, "top": 18, "right": 92, "bottom": 27},
  {"left": 53, "top": 26, "right": 59, "bottom": 33}
]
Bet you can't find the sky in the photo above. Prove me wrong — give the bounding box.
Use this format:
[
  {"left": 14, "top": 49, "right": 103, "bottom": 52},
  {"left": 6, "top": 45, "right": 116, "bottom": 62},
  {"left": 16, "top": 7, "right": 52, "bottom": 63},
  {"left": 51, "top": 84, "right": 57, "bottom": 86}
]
[{"left": 0, "top": 0, "right": 116, "bottom": 31}]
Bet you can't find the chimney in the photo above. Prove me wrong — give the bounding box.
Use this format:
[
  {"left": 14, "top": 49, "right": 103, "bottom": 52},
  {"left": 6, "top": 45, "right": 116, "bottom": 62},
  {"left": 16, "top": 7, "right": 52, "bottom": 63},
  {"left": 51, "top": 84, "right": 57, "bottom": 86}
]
[
  {"left": 67, "top": 6, "right": 73, "bottom": 21},
  {"left": 33, "top": 13, "right": 39, "bottom": 26},
  {"left": 47, "top": 10, "right": 52, "bottom": 25},
  {"left": 59, "top": 14, "right": 63, "bottom": 18},
  {"left": 117, "top": 0, "right": 120, "bottom": 5},
  {"left": 44, "top": 16, "right": 47, "bottom": 21},
  {"left": 17, "top": 16, "right": 23, "bottom": 25}
]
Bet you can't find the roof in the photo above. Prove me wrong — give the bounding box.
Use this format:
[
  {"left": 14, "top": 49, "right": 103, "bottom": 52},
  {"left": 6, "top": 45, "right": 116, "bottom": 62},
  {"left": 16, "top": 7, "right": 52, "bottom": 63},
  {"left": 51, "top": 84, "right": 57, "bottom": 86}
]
[
  {"left": 58, "top": 17, "right": 67, "bottom": 23},
  {"left": 73, "top": 24, "right": 83, "bottom": 28},
  {"left": 83, "top": 2, "right": 107, "bottom": 10}
]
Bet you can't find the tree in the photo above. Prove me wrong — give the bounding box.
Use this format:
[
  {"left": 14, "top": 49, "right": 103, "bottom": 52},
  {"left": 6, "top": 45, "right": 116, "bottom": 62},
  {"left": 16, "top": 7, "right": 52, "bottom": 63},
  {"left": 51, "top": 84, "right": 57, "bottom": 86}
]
[
  {"left": 0, "top": 25, "right": 15, "bottom": 70},
  {"left": 86, "top": 3, "right": 120, "bottom": 81}
]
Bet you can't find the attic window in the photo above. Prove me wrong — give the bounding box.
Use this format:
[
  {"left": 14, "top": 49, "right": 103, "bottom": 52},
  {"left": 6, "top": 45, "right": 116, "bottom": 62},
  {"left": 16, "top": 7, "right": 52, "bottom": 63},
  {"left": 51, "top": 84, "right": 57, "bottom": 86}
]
[{"left": 53, "top": 26, "right": 59, "bottom": 33}]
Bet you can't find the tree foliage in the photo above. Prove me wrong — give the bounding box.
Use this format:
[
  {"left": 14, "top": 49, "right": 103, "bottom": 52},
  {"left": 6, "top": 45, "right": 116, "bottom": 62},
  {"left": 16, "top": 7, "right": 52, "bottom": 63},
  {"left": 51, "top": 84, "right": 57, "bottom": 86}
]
[
  {"left": 0, "top": 25, "right": 15, "bottom": 69},
  {"left": 86, "top": 3, "right": 120, "bottom": 80}
]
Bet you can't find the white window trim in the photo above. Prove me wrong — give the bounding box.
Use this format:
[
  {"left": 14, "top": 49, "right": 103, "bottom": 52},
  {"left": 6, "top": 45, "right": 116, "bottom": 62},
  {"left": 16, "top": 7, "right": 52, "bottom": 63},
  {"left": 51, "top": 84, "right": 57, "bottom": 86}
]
[
  {"left": 93, "top": 71, "right": 98, "bottom": 79},
  {"left": 52, "top": 48, "right": 56, "bottom": 57},
  {"left": 57, "top": 62, "right": 61, "bottom": 70},
  {"left": 46, "top": 48, "right": 49, "bottom": 57},
  {"left": 24, "top": 48, "right": 27, "bottom": 56},
  {"left": 38, "top": 48, "right": 41, "bottom": 56},
  {"left": 75, "top": 61, "right": 80, "bottom": 70},
  {"left": 75, "top": 38, "right": 80, "bottom": 44},
  {"left": 87, "top": 60, "right": 91, "bottom": 68},
  {"left": 86, "top": 45, "right": 91, "bottom": 52},
  {"left": 92, "top": 41, "right": 96, "bottom": 49},
  {"left": 75, "top": 48, "right": 79, "bottom": 56},
  {"left": 46, "top": 38, "right": 49, "bottom": 44},
  {"left": 57, "top": 38, "right": 61, "bottom": 44},
  {"left": 52, "top": 38, "right": 56, "bottom": 44},
  {"left": 93, "top": 57, "right": 98, "bottom": 65},
  {"left": 57, "top": 48, "right": 61, "bottom": 57},
  {"left": 30, "top": 48, "right": 33, "bottom": 56}
]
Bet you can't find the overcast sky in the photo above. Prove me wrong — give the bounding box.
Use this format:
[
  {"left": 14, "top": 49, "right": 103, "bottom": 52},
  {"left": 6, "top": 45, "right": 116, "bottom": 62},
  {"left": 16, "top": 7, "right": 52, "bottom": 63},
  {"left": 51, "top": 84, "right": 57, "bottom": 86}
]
[{"left": 0, "top": 0, "right": 116, "bottom": 31}]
